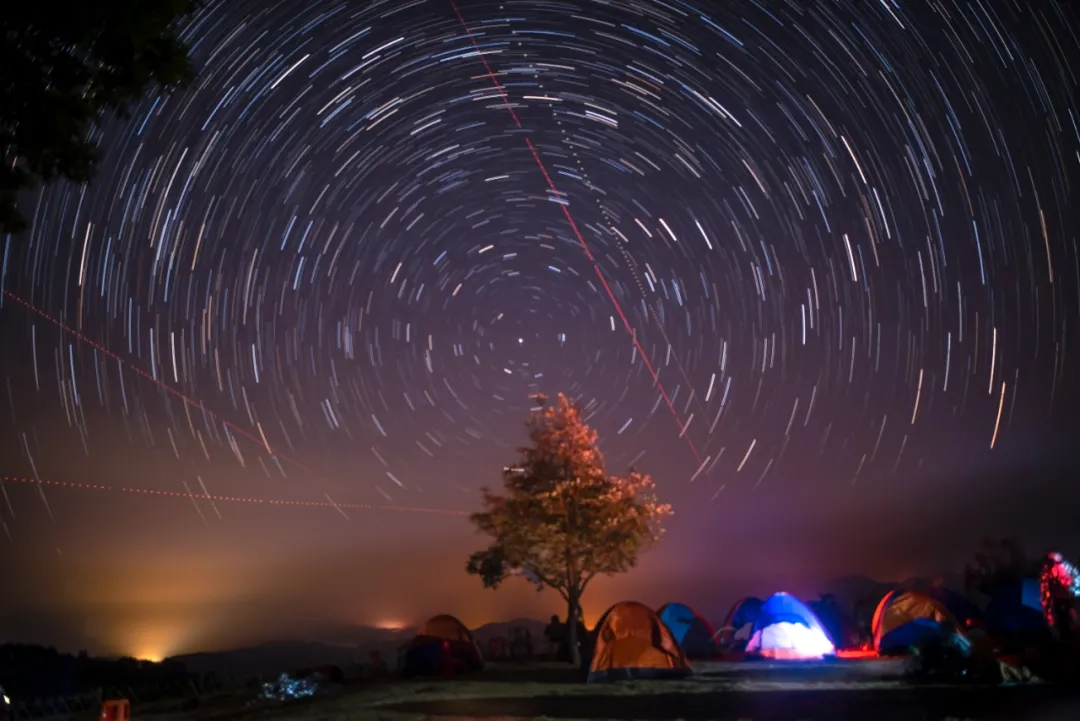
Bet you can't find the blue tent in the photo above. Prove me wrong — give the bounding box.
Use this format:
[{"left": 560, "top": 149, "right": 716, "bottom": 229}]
[
  {"left": 726, "top": 597, "right": 763, "bottom": 630},
  {"left": 746, "top": 593, "right": 836, "bottom": 660},
  {"left": 985, "top": 579, "right": 1047, "bottom": 635},
  {"left": 717, "top": 596, "right": 763, "bottom": 649},
  {"left": 657, "top": 603, "right": 717, "bottom": 659},
  {"left": 928, "top": 588, "right": 982, "bottom": 626}
]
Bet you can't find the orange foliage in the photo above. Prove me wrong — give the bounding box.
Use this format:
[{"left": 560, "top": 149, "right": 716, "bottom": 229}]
[{"left": 467, "top": 393, "right": 672, "bottom": 609}]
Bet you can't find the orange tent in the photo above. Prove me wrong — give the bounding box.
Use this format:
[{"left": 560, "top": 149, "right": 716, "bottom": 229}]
[
  {"left": 588, "top": 601, "right": 692, "bottom": 682},
  {"left": 870, "top": 589, "right": 903, "bottom": 637},
  {"left": 872, "top": 591, "right": 961, "bottom": 653}
]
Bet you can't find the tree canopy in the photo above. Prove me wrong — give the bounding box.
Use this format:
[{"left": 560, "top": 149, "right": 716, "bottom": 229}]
[
  {"left": 1, "top": 1, "right": 199, "bottom": 234},
  {"left": 466, "top": 393, "right": 671, "bottom": 665}
]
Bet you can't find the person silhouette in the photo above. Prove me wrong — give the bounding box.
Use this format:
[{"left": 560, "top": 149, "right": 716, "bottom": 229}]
[{"left": 544, "top": 614, "right": 566, "bottom": 657}]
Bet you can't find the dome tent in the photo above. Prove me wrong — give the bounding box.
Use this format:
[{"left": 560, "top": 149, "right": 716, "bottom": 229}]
[
  {"left": 657, "top": 602, "right": 717, "bottom": 659},
  {"left": 588, "top": 601, "right": 692, "bottom": 682},
  {"left": 745, "top": 592, "right": 836, "bottom": 660},
  {"left": 872, "top": 591, "right": 964, "bottom": 655},
  {"left": 401, "top": 614, "right": 483, "bottom": 677}
]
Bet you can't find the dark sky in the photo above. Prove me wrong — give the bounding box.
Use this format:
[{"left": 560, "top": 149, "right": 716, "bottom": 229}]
[{"left": 2, "top": 0, "right": 1080, "bottom": 659}]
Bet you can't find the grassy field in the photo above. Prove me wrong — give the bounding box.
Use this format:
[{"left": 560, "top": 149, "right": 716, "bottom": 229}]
[{"left": 168, "top": 659, "right": 1080, "bottom": 721}]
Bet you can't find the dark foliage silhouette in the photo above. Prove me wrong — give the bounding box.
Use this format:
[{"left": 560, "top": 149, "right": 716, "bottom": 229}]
[{"left": 1, "top": 1, "right": 199, "bottom": 233}]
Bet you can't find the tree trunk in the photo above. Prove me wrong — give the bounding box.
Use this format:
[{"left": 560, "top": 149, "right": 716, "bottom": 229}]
[{"left": 567, "top": 595, "right": 582, "bottom": 668}]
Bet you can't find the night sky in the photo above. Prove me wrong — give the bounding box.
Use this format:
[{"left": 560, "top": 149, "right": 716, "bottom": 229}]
[{"left": 2, "top": 0, "right": 1080, "bottom": 661}]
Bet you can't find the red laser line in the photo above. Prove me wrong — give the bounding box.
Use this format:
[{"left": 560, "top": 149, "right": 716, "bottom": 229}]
[
  {"left": 447, "top": 1, "right": 703, "bottom": 465},
  {"left": 0, "top": 289, "right": 453, "bottom": 515},
  {"left": 0, "top": 475, "right": 468, "bottom": 516}
]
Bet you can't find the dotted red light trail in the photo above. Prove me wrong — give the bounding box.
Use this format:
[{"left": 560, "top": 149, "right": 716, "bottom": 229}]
[
  {"left": 0, "top": 475, "right": 468, "bottom": 516},
  {"left": 1, "top": 288, "right": 461, "bottom": 516}
]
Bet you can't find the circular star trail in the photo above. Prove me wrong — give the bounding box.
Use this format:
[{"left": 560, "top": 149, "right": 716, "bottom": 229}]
[{"left": 2, "top": 0, "right": 1079, "bottom": 519}]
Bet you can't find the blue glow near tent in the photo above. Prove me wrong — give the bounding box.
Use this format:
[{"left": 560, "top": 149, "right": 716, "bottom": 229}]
[{"left": 745, "top": 592, "right": 836, "bottom": 660}]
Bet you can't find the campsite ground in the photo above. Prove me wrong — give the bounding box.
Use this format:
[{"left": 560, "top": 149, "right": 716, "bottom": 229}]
[{"left": 171, "top": 659, "right": 1080, "bottom": 721}]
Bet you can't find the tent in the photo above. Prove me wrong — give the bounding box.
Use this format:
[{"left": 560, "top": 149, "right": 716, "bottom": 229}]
[
  {"left": 985, "top": 579, "right": 1047, "bottom": 636},
  {"left": 657, "top": 603, "right": 717, "bottom": 659},
  {"left": 588, "top": 601, "right": 692, "bottom": 682},
  {"left": 716, "top": 596, "right": 763, "bottom": 648},
  {"left": 401, "top": 614, "right": 483, "bottom": 677},
  {"left": 928, "top": 587, "right": 982, "bottom": 626},
  {"left": 872, "top": 591, "right": 962, "bottom": 655},
  {"left": 745, "top": 593, "right": 836, "bottom": 660},
  {"left": 870, "top": 589, "right": 903, "bottom": 638}
]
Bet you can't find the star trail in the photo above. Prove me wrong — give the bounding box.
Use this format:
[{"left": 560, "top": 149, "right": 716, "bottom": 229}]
[{"left": 2, "top": 0, "right": 1079, "bottom": 534}]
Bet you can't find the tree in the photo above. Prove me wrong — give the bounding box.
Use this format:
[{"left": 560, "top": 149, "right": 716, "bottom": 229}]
[
  {"left": 963, "top": 537, "right": 1040, "bottom": 596},
  {"left": 466, "top": 393, "right": 672, "bottom": 667},
  {"left": 1, "top": 1, "right": 199, "bottom": 234}
]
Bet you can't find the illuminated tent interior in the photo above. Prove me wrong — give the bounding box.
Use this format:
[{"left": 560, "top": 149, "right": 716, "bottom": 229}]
[
  {"left": 745, "top": 592, "right": 836, "bottom": 661},
  {"left": 872, "top": 591, "right": 962, "bottom": 655},
  {"left": 401, "top": 614, "right": 483, "bottom": 677},
  {"left": 657, "top": 602, "right": 718, "bottom": 659},
  {"left": 588, "top": 601, "right": 692, "bottom": 682}
]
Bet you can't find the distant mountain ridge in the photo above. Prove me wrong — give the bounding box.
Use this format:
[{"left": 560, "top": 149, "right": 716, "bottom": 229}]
[{"left": 167, "top": 618, "right": 547, "bottom": 676}]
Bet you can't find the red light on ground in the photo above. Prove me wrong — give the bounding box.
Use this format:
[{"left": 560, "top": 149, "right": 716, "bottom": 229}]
[{"left": 835, "top": 648, "right": 878, "bottom": 659}]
